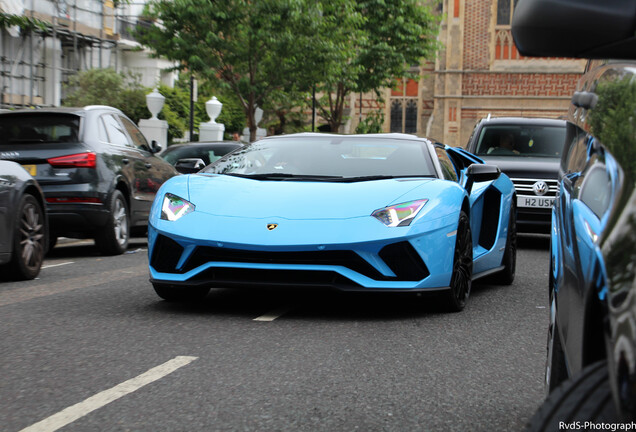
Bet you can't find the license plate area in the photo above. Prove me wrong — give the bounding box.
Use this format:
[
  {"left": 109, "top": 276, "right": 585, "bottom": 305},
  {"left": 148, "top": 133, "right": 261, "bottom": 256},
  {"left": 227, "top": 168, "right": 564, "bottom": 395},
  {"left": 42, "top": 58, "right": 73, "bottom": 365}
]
[
  {"left": 517, "top": 195, "right": 554, "bottom": 208},
  {"left": 21, "top": 164, "right": 37, "bottom": 176}
]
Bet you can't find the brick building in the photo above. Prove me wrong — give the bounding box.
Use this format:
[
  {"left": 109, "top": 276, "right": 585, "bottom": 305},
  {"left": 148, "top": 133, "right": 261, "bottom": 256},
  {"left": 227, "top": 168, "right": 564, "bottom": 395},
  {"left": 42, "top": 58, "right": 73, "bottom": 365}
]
[{"left": 349, "top": 0, "right": 586, "bottom": 148}]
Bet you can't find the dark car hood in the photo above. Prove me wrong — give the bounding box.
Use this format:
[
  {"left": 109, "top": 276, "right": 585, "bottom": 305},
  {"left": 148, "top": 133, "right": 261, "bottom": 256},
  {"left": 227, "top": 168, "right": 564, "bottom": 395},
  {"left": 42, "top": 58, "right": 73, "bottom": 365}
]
[{"left": 478, "top": 155, "right": 559, "bottom": 180}]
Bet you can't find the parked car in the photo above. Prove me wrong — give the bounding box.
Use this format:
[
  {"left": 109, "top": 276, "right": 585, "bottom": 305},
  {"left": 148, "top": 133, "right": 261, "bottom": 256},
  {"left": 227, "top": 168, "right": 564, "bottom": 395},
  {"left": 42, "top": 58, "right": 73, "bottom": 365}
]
[
  {"left": 513, "top": 0, "right": 636, "bottom": 427},
  {"left": 147, "top": 133, "right": 516, "bottom": 310},
  {"left": 160, "top": 141, "right": 244, "bottom": 174},
  {"left": 0, "top": 161, "right": 47, "bottom": 280},
  {"left": 0, "top": 106, "right": 178, "bottom": 255},
  {"left": 466, "top": 116, "right": 566, "bottom": 234}
]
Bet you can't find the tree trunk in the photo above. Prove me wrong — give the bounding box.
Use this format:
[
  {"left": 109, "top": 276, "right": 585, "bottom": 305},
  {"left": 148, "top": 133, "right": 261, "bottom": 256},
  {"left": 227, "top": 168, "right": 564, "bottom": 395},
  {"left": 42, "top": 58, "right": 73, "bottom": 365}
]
[
  {"left": 245, "top": 94, "right": 257, "bottom": 143},
  {"left": 328, "top": 83, "right": 347, "bottom": 133}
]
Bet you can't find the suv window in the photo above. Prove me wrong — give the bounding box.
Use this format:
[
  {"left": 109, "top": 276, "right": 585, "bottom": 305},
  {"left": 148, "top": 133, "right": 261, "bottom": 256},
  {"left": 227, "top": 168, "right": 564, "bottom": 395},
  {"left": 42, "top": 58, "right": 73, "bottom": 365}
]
[
  {"left": 475, "top": 125, "right": 565, "bottom": 158},
  {"left": 102, "top": 114, "right": 130, "bottom": 147},
  {"left": 119, "top": 115, "right": 150, "bottom": 151},
  {"left": 0, "top": 114, "right": 80, "bottom": 144}
]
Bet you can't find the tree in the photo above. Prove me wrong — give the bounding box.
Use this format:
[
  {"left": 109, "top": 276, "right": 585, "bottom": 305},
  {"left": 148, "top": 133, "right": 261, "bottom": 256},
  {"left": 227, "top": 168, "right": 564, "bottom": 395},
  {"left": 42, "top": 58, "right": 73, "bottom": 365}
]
[
  {"left": 138, "top": 0, "right": 325, "bottom": 142},
  {"left": 63, "top": 68, "right": 195, "bottom": 144},
  {"left": 138, "top": 0, "right": 439, "bottom": 137},
  {"left": 63, "top": 68, "right": 149, "bottom": 123},
  {"left": 312, "top": 0, "right": 441, "bottom": 132}
]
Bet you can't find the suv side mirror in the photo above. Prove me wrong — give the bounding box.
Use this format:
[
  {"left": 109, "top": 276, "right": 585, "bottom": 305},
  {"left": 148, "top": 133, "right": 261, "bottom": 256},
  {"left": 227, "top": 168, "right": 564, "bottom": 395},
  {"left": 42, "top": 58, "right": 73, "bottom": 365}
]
[
  {"left": 174, "top": 158, "right": 206, "bottom": 174},
  {"left": 149, "top": 140, "right": 163, "bottom": 154},
  {"left": 465, "top": 163, "right": 501, "bottom": 194}
]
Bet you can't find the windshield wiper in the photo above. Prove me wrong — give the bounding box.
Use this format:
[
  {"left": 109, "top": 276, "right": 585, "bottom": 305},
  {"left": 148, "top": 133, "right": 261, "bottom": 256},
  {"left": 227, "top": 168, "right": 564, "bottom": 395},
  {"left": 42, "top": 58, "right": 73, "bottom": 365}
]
[
  {"left": 225, "top": 173, "right": 344, "bottom": 181},
  {"left": 335, "top": 175, "right": 435, "bottom": 182}
]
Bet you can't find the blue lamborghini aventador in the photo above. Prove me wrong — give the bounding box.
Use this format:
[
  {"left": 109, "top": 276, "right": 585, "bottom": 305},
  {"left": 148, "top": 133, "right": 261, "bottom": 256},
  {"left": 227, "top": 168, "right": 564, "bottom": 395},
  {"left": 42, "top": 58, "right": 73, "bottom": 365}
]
[{"left": 147, "top": 133, "right": 516, "bottom": 311}]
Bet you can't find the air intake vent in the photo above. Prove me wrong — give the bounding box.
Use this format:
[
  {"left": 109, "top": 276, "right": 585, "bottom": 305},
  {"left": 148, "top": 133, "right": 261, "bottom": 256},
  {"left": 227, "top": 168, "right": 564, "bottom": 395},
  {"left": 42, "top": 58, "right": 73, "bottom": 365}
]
[
  {"left": 379, "top": 242, "right": 429, "bottom": 281},
  {"left": 151, "top": 235, "right": 184, "bottom": 273}
]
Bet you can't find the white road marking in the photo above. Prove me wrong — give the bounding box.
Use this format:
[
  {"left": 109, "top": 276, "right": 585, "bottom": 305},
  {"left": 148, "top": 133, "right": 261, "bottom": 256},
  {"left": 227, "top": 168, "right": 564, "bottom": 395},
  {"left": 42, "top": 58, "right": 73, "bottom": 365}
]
[
  {"left": 41, "top": 262, "right": 74, "bottom": 269},
  {"left": 254, "top": 306, "right": 293, "bottom": 321},
  {"left": 19, "top": 356, "right": 198, "bottom": 432}
]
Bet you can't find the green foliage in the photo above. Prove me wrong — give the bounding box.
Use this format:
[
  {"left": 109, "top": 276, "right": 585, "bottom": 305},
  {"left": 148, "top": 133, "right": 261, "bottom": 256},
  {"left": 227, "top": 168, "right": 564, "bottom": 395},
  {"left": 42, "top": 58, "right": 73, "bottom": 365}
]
[
  {"left": 355, "top": 109, "right": 385, "bottom": 134},
  {"left": 63, "top": 68, "right": 190, "bottom": 143},
  {"left": 313, "top": 0, "right": 441, "bottom": 130},
  {"left": 63, "top": 68, "right": 150, "bottom": 123},
  {"left": 138, "top": 0, "right": 440, "bottom": 135},
  {"left": 157, "top": 84, "right": 189, "bottom": 142},
  {"left": 588, "top": 77, "right": 636, "bottom": 180},
  {"left": 215, "top": 93, "right": 246, "bottom": 139},
  {"left": 354, "top": 0, "right": 441, "bottom": 92},
  {"left": 0, "top": 13, "right": 50, "bottom": 33}
]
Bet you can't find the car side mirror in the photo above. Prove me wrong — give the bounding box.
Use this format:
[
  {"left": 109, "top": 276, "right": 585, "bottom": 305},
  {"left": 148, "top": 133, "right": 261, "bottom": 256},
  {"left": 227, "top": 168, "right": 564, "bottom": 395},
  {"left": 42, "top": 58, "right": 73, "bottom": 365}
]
[
  {"left": 174, "top": 158, "right": 206, "bottom": 174},
  {"left": 465, "top": 163, "right": 501, "bottom": 194},
  {"left": 150, "top": 140, "right": 162, "bottom": 154}
]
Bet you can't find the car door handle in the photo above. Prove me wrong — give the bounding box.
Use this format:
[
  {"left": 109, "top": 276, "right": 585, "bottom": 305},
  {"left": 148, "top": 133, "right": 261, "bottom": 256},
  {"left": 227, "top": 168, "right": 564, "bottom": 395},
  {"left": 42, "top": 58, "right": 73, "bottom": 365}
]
[
  {"left": 122, "top": 158, "right": 130, "bottom": 164},
  {"left": 145, "top": 163, "right": 152, "bottom": 169}
]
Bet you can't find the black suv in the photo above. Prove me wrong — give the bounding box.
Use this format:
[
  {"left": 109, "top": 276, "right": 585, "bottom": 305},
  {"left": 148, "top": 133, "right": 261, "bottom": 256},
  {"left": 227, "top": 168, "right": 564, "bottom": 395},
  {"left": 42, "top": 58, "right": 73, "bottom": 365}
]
[
  {"left": 513, "top": 0, "right": 636, "bottom": 428},
  {"left": 0, "top": 106, "right": 178, "bottom": 255},
  {"left": 466, "top": 116, "right": 566, "bottom": 233}
]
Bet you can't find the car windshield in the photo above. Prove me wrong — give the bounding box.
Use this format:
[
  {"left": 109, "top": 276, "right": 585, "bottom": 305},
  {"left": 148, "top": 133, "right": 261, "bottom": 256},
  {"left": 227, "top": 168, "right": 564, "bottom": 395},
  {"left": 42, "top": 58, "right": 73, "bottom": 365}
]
[
  {"left": 475, "top": 125, "right": 565, "bottom": 158},
  {"left": 202, "top": 135, "right": 437, "bottom": 181},
  {"left": 0, "top": 114, "right": 80, "bottom": 144},
  {"left": 162, "top": 143, "right": 243, "bottom": 165}
]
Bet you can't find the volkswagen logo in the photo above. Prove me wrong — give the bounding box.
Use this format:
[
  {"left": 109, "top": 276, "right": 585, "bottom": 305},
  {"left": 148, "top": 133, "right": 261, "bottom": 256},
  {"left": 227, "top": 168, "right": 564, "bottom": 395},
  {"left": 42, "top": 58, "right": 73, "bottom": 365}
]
[
  {"left": 533, "top": 181, "right": 549, "bottom": 196},
  {"left": 267, "top": 223, "right": 278, "bottom": 231}
]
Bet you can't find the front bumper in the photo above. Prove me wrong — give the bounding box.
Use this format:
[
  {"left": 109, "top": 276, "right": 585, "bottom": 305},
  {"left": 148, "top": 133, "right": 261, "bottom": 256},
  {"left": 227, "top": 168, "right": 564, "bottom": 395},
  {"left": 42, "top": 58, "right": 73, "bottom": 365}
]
[
  {"left": 516, "top": 206, "right": 551, "bottom": 234},
  {"left": 147, "top": 212, "right": 459, "bottom": 292}
]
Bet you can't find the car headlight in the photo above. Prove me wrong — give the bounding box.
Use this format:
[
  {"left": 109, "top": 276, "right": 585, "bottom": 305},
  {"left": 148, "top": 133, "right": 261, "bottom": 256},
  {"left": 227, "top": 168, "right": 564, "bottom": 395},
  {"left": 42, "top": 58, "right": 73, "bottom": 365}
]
[
  {"left": 371, "top": 199, "right": 428, "bottom": 227},
  {"left": 161, "top": 193, "right": 195, "bottom": 221}
]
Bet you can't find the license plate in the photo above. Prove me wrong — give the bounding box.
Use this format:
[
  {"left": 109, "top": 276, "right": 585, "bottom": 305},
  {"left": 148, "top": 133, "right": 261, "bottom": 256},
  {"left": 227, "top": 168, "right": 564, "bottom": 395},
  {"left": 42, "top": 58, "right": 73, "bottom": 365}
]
[
  {"left": 22, "top": 164, "right": 36, "bottom": 176},
  {"left": 517, "top": 195, "right": 554, "bottom": 208}
]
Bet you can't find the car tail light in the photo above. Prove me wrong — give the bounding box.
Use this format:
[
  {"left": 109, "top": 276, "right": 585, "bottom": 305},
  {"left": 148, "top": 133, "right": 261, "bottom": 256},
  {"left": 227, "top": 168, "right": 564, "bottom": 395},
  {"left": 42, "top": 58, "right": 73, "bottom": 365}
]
[
  {"left": 47, "top": 152, "right": 97, "bottom": 168},
  {"left": 46, "top": 197, "right": 102, "bottom": 204}
]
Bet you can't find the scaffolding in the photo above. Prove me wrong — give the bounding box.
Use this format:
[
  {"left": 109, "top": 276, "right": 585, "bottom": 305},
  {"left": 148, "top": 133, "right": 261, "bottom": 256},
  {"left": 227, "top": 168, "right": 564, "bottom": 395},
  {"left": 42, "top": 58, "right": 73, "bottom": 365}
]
[{"left": 0, "top": 0, "right": 137, "bottom": 109}]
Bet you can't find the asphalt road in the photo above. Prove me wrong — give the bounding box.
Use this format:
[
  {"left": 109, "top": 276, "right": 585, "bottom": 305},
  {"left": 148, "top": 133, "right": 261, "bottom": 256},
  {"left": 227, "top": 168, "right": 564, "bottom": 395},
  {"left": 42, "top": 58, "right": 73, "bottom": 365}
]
[{"left": 0, "top": 235, "right": 550, "bottom": 432}]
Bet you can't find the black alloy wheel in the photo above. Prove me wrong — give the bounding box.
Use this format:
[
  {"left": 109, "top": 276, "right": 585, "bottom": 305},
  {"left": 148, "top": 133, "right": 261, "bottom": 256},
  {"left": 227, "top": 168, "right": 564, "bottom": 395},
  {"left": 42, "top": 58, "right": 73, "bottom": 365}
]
[
  {"left": 11, "top": 194, "right": 45, "bottom": 280},
  {"left": 442, "top": 211, "right": 473, "bottom": 312}
]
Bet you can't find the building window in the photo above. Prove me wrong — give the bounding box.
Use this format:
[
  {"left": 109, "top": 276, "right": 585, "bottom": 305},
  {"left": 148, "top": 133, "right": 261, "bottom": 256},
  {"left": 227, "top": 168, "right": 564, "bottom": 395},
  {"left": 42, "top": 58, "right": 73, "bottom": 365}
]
[
  {"left": 390, "top": 78, "right": 418, "bottom": 134},
  {"left": 405, "top": 100, "right": 417, "bottom": 133},
  {"left": 390, "top": 101, "right": 403, "bottom": 133},
  {"left": 496, "top": 0, "right": 518, "bottom": 25},
  {"left": 495, "top": 0, "right": 522, "bottom": 59}
]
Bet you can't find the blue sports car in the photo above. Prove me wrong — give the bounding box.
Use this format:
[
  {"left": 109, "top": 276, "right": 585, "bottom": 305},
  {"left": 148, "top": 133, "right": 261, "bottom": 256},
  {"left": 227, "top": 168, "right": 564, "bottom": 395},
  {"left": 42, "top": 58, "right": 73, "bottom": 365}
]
[{"left": 147, "top": 133, "right": 516, "bottom": 311}]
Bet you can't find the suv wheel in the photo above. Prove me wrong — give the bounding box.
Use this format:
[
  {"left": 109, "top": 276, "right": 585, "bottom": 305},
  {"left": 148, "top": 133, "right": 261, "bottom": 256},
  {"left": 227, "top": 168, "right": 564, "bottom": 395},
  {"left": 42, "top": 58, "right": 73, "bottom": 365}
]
[{"left": 95, "top": 189, "right": 129, "bottom": 255}]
